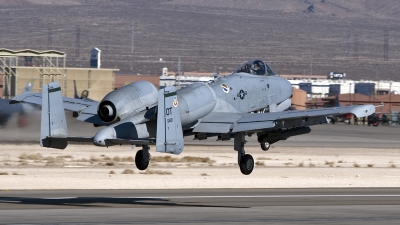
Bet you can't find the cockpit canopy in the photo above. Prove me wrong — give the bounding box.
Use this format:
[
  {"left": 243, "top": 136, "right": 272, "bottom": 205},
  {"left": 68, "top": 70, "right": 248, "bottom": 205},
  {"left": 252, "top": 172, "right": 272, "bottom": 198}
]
[{"left": 233, "top": 59, "right": 276, "bottom": 76}]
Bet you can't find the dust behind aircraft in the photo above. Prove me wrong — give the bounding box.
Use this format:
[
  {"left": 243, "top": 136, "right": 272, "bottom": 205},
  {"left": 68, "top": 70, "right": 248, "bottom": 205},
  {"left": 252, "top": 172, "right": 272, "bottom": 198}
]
[
  {"left": 0, "top": 81, "right": 36, "bottom": 128},
  {"left": 11, "top": 60, "right": 375, "bottom": 175}
]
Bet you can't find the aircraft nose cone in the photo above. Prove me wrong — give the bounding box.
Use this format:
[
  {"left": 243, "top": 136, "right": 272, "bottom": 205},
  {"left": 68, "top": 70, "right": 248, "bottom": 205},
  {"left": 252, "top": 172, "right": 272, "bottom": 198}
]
[
  {"left": 93, "top": 127, "right": 115, "bottom": 146},
  {"left": 281, "top": 79, "right": 293, "bottom": 99}
]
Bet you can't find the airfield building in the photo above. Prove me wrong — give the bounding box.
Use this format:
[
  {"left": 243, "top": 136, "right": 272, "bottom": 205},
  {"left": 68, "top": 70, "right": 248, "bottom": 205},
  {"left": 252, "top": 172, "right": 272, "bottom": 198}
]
[{"left": 0, "top": 49, "right": 118, "bottom": 101}]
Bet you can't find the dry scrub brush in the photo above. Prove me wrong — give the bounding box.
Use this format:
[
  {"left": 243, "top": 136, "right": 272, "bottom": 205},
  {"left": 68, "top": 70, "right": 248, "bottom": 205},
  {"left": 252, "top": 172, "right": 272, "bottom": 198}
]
[
  {"left": 122, "top": 169, "right": 135, "bottom": 174},
  {"left": 139, "top": 169, "right": 172, "bottom": 175},
  {"left": 151, "top": 156, "right": 215, "bottom": 164}
]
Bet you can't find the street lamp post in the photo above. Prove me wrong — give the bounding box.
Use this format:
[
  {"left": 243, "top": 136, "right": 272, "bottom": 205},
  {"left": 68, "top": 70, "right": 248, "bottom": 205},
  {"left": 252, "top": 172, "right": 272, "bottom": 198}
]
[
  {"left": 349, "top": 83, "right": 352, "bottom": 105},
  {"left": 349, "top": 83, "right": 353, "bottom": 124}
]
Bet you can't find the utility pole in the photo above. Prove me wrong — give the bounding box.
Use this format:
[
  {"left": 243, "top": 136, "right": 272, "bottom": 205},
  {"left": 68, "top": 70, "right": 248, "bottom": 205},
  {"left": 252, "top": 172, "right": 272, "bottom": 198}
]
[
  {"left": 131, "top": 21, "right": 134, "bottom": 54},
  {"left": 384, "top": 30, "right": 389, "bottom": 61},
  {"left": 47, "top": 28, "right": 52, "bottom": 49},
  {"left": 177, "top": 57, "right": 181, "bottom": 89},
  {"left": 343, "top": 29, "right": 350, "bottom": 60},
  {"left": 131, "top": 21, "right": 134, "bottom": 72},
  {"left": 353, "top": 35, "right": 359, "bottom": 61},
  {"left": 75, "top": 25, "right": 81, "bottom": 57}
]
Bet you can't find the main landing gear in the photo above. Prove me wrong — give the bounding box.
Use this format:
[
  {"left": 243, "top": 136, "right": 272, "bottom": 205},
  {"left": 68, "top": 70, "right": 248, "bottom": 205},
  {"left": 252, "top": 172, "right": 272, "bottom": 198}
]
[
  {"left": 235, "top": 132, "right": 254, "bottom": 175},
  {"left": 135, "top": 145, "right": 151, "bottom": 170}
]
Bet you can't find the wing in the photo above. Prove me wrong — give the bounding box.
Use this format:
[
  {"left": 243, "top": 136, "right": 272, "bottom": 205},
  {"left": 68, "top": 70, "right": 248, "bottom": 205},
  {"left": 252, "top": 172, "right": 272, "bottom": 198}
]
[
  {"left": 10, "top": 91, "right": 104, "bottom": 125},
  {"left": 193, "top": 105, "right": 376, "bottom": 133}
]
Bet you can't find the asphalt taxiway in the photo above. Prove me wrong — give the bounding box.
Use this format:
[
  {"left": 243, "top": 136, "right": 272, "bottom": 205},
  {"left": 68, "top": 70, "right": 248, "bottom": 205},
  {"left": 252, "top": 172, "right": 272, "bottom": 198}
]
[{"left": 1, "top": 188, "right": 400, "bottom": 224}]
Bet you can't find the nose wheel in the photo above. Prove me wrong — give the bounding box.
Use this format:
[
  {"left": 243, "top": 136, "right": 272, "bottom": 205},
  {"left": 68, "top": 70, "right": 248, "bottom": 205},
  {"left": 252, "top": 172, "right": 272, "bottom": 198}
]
[{"left": 135, "top": 145, "right": 150, "bottom": 170}]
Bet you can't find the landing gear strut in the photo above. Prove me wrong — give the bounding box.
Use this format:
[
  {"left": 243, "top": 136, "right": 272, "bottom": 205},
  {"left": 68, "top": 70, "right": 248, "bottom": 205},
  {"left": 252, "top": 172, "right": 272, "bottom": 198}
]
[
  {"left": 235, "top": 132, "right": 254, "bottom": 175},
  {"left": 135, "top": 145, "right": 150, "bottom": 170}
]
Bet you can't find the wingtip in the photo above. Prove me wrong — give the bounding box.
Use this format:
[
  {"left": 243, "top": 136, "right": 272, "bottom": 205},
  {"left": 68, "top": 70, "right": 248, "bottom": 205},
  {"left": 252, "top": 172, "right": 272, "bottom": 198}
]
[{"left": 350, "top": 104, "right": 376, "bottom": 117}]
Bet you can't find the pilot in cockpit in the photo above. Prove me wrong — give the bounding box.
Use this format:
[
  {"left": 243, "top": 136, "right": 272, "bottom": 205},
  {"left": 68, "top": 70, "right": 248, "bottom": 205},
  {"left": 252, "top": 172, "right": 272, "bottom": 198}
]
[
  {"left": 252, "top": 63, "right": 260, "bottom": 73},
  {"left": 251, "top": 61, "right": 265, "bottom": 75},
  {"left": 233, "top": 59, "right": 274, "bottom": 76}
]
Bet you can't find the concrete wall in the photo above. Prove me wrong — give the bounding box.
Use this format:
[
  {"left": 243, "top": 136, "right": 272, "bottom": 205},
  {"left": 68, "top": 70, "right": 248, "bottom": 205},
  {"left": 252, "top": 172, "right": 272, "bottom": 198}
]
[
  {"left": 63, "top": 68, "right": 115, "bottom": 101},
  {"left": 115, "top": 74, "right": 159, "bottom": 89}
]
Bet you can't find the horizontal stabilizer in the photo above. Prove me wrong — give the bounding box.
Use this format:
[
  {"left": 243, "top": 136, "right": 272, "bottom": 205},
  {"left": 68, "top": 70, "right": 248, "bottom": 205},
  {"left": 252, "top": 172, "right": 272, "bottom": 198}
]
[
  {"left": 22, "top": 80, "right": 34, "bottom": 93},
  {"left": 10, "top": 90, "right": 99, "bottom": 124}
]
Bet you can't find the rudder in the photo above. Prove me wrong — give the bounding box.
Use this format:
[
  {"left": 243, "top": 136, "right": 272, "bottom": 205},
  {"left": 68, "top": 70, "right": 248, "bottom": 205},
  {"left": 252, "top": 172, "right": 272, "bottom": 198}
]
[
  {"left": 40, "top": 82, "right": 68, "bottom": 149},
  {"left": 156, "top": 87, "right": 184, "bottom": 154}
]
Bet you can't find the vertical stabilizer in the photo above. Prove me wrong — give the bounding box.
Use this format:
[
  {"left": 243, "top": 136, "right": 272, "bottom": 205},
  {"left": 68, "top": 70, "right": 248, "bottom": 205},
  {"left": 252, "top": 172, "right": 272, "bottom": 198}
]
[
  {"left": 22, "top": 80, "right": 34, "bottom": 93},
  {"left": 156, "top": 87, "right": 184, "bottom": 154},
  {"left": 73, "top": 80, "right": 79, "bottom": 99},
  {"left": 40, "top": 82, "right": 68, "bottom": 149}
]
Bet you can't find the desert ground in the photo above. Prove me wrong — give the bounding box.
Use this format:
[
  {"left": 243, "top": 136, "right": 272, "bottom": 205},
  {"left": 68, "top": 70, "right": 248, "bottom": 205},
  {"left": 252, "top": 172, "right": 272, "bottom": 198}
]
[{"left": 0, "top": 144, "right": 399, "bottom": 190}]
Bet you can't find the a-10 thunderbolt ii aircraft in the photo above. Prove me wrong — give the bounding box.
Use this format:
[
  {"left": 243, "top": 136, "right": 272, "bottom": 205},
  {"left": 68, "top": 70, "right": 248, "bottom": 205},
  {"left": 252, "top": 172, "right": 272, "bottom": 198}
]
[{"left": 11, "top": 59, "right": 375, "bottom": 175}]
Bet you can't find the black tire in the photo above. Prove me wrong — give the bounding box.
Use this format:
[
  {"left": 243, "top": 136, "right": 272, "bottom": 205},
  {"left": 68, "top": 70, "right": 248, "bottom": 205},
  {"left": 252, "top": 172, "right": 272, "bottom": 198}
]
[
  {"left": 135, "top": 150, "right": 149, "bottom": 170},
  {"left": 260, "top": 142, "right": 270, "bottom": 151},
  {"left": 239, "top": 154, "right": 254, "bottom": 175}
]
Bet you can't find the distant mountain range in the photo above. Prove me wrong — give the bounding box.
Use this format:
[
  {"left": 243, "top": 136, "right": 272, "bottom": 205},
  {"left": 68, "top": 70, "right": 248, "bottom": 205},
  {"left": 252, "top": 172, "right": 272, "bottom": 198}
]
[
  {"left": 164, "top": 0, "right": 400, "bottom": 19},
  {"left": 1, "top": 0, "right": 400, "bottom": 80}
]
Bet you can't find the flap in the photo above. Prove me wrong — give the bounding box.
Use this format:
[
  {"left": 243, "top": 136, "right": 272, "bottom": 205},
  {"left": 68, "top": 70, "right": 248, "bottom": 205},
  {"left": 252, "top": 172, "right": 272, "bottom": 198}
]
[
  {"left": 232, "top": 121, "right": 275, "bottom": 133},
  {"left": 192, "top": 122, "right": 233, "bottom": 133}
]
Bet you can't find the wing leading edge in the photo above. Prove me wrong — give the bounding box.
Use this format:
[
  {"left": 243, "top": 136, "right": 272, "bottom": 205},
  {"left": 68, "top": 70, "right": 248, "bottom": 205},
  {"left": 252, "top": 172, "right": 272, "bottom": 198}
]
[{"left": 193, "top": 104, "right": 375, "bottom": 133}]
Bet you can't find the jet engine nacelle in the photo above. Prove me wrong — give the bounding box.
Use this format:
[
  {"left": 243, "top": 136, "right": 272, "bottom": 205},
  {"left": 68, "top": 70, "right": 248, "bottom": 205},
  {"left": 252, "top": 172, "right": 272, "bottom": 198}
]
[
  {"left": 177, "top": 83, "right": 217, "bottom": 125},
  {"left": 97, "top": 81, "right": 158, "bottom": 124}
]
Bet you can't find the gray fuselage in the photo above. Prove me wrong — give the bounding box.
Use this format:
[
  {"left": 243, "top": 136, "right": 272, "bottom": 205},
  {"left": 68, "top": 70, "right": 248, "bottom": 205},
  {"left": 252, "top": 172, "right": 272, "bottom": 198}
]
[{"left": 92, "top": 72, "right": 292, "bottom": 145}]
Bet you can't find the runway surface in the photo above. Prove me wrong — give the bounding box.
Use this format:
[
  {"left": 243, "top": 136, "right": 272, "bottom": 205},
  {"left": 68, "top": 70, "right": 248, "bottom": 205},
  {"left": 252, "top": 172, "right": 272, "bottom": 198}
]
[
  {"left": 1, "top": 114, "right": 400, "bottom": 224},
  {"left": 1, "top": 188, "right": 400, "bottom": 224}
]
